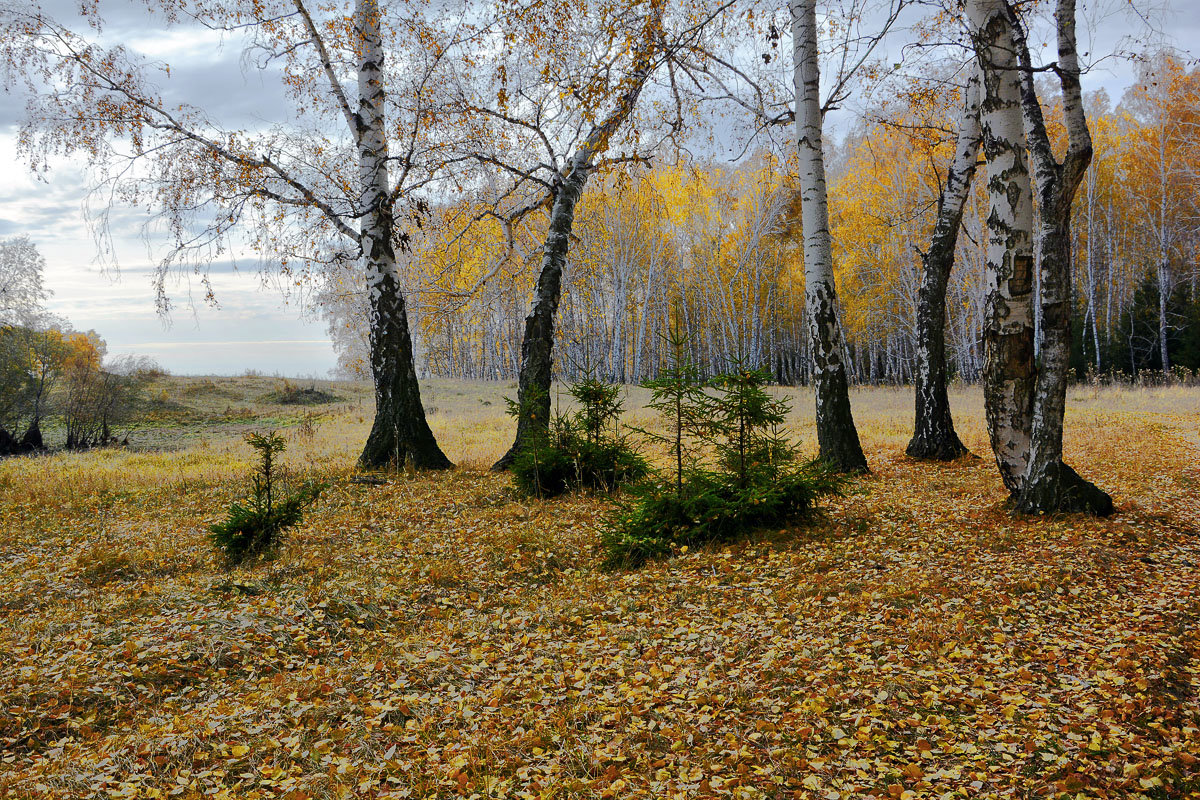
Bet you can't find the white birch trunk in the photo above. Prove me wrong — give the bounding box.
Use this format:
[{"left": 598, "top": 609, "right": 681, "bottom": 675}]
[
  {"left": 1011, "top": 0, "right": 1112, "bottom": 515},
  {"left": 356, "top": 0, "right": 451, "bottom": 469},
  {"left": 494, "top": 52, "right": 656, "bottom": 468},
  {"left": 967, "top": 0, "right": 1036, "bottom": 493},
  {"left": 907, "top": 69, "right": 981, "bottom": 460},
  {"left": 791, "top": 0, "right": 867, "bottom": 472}
]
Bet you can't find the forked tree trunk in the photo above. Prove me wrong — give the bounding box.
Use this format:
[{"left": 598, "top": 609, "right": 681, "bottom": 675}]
[
  {"left": 790, "top": 0, "right": 868, "bottom": 473},
  {"left": 967, "top": 0, "right": 1036, "bottom": 493},
  {"left": 356, "top": 0, "right": 451, "bottom": 470},
  {"left": 493, "top": 61, "right": 654, "bottom": 470},
  {"left": 1010, "top": 0, "right": 1111, "bottom": 515},
  {"left": 907, "top": 70, "right": 981, "bottom": 461}
]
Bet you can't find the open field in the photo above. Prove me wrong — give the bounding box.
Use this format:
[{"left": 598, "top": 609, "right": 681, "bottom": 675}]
[{"left": 0, "top": 379, "right": 1197, "bottom": 799}]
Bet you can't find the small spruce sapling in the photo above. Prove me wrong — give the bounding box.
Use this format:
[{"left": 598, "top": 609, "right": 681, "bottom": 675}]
[
  {"left": 709, "top": 363, "right": 796, "bottom": 487},
  {"left": 602, "top": 358, "right": 841, "bottom": 569},
  {"left": 571, "top": 375, "right": 623, "bottom": 446},
  {"left": 566, "top": 374, "right": 648, "bottom": 492},
  {"left": 507, "top": 376, "right": 647, "bottom": 498},
  {"left": 209, "top": 431, "right": 323, "bottom": 565},
  {"left": 636, "top": 327, "right": 716, "bottom": 501}
]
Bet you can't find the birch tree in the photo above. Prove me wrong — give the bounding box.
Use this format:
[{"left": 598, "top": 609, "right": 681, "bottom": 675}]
[
  {"left": 1, "top": 0, "right": 458, "bottom": 470},
  {"left": 966, "top": 0, "right": 1037, "bottom": 493},
  {"left": 1120, "top": 54, "right": 1200, "bottom": 375},
  {"left": 790, "top": 0, "right": 869, "bottom": 472},
  {"left": 1008, "top": 0, "right": 1112, "bottom": 514},
  {"left": 0, "top": 237, "right": 51, "bottom": 327},
  {"left": 480, "top": 0, "right": 705, "bottom": 469},
  {"left": 493, "top": 61, "right": 659, "bottom": 468},
  {"left": 906, "top": 69, "right": 980, "bottom": 461},
  {"left": 350, "top": 0, "right": 452, "bottom": 469}
]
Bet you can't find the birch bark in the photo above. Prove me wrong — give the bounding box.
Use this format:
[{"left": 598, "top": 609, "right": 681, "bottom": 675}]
[
  {"left": 1011, "top": 0, "right": 1112, "bottom": 514},
  {"left": 1003, "top": 0, "right": 1104, "bottom": 513},
  {"left": 967, "top": 0, "right": 1035, "bottom": 493},
  {"left": 906, "top": 69, "right": 981, "bottom": 461},
  {"left": 493, "top": 61, "right": 655, "bottom": 469},
  {"left": 355, "top": 0, "right": 452, "bottom": 469},
  {"left": 791, "top": 0, "right": 868, "bottom": 473}
]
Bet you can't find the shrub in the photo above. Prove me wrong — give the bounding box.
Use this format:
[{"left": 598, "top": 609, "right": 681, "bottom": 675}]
[
  {"left": 601, "top": 464, "right": 842, "bottom": 568},
  {"left": 509, "top": 378, "right": 648, "bottom": 499},
  {"left": 209, "top": 431, "right": 323, "bottom": 565},
  {"left": 602, "top": 356, "right": 842, "bottom": 568},
  {"left": 263, "top": 379, "right": 341, "bottom": 405}
]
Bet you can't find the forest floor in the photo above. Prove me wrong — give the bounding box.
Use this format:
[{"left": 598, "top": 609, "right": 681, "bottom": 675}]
[{"left": 0, "top": 379, "right": 1197, "bottom": 800}]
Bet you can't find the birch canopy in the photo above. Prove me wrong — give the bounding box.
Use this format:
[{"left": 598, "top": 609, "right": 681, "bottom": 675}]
[{"left": 1, "top": 0, "right": 477, "bottom": 468}]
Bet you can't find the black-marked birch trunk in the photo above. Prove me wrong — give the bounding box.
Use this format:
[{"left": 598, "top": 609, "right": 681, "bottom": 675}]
[
  {"left": 493, "top": 66, "right": 654, "bottom": 469},
  {"left": 906, "top": 70, "right": 981, "bottom": 461},
  {"left": 1009, "top": 0, "right": 1111, "bottom": 514},
  {"left": 354, "top": 0, "right": 451, "bottom": 470},
  {"left": 790, "top": 0, "right": 868, "bottom": 473},
  {"left": 967, "top": 0, "right": 1036, "bottom": 493}
]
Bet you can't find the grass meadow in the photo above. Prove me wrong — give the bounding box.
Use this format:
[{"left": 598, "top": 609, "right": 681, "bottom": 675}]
[{"left": 0, "top": 377, "right": 1197, "bottom": 799}]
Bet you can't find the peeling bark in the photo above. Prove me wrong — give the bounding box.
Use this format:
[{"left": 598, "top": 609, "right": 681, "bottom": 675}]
[
  {"left": 791, "top": 0, "right": 868, "bottom": 474},
  {"left": 356, "top": 0, "right": 451, "bottom": 470},
  {"left": 967, "top": 0, "right": 1036, "bottom": 493},
  {"left": 907, "top": 70, "right": 981, "bottom": 462}
]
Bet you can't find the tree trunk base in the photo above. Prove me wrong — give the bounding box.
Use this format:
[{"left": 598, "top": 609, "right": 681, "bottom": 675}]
[
  {"left": 491, "top": 447, "right": 516, "bottom": 472},
  {"left": 1014, "top": 460, "right": 1113, "bottom": 517},
  {"left": 905, "top": 431, "right": 971, "bottom": 461},
  {"left": 818, "top": 442, "right": 869, "bottom": 475},
  {"left": 359, "top": 419, "right": 453, "bottom": 472},
  {"left": 20, "top": 421, "right": 44, "bottom": 451}
]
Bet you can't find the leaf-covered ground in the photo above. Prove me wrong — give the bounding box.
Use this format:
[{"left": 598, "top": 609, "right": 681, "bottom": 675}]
[{"left": 1, "top": 381, "right": 1197, "bottom": 799}]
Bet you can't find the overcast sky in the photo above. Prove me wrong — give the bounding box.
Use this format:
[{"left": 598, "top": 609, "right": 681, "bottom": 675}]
[{"left": 0, "top": 0, "right": 1196, "bottom": 376}]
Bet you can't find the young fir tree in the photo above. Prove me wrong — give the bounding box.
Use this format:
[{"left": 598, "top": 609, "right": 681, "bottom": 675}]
[
  {"left": 709, "top": 362, "right": 795, "bottom": 488},
  {"left": 637, "top": 327, "right": 717, "bottom": 501},
  {"left": 507, "top": 375, "right": 647, "bottom": 498},
  {"left": 603, "top": 356, "right": 840, "bottom": 569},
  {"left": 570, "top": 374, "right": 624, "bottom": 446},
  {"left": 210, "top": 431, "right": 323, "bottom": 565}
]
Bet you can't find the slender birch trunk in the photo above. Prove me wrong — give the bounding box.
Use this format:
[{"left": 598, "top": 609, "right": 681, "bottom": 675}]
[
  {"left": 967, "top": 0, "right": 1036, "bottom": 493},
  {"left": 907, "top": 69, "right": 981, "bottom": 461},
  {"left": 791, "top": 0, "right": 868, "bottom": 473},
  {"left": 1104, "top": 211, "right": 1115, "bottom": 352},
  {"left": 493, "top": 61, "right": 654, "bottom": 470},
  {"left": 1157, "top": 139, "right": 1171, "bottom": 374},
  {"left": 1010, "top": 0, "right": 1112, "bottom": 515},
  {"left": 1084, "top": 166, "right": 1101, "bottom": 369},
  {"left": 356, "top": 0, "right": 451, "bottom": 470},
  {"left": 1158, "top": 252, "right": 1171, "bottom": 372}
]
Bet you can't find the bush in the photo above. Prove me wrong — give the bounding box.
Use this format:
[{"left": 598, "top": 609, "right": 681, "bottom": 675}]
[
  {"left": 601, "top": 464, "right": 842, "bottom": 568},
  {"left": 210, "top": 431, "right": 323, "bottom": 565},
  {"left": 509, "top": 378, "right": 648, "bottom": 499},
  {"left": 602, "top": 354, "right": 842, "bottom": 568},
  {"left": 264, "top": 379, "right": 341, "bottom": 405}
]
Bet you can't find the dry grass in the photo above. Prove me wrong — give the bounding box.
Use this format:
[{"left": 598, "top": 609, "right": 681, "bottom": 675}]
[{"left": 0, "top": 380, "right": 1197, "bottom": 799}]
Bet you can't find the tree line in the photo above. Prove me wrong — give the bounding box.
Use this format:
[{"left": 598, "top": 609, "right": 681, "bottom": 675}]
[
  {"left": 319, "top": 53, "right": 1199, "bottom": 391},
  {"left": 0, "top": 237, "right": 156, "bottom": 454},
  {"left": 1, "top": 0, "right": 1185, "bottom": 515}
]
